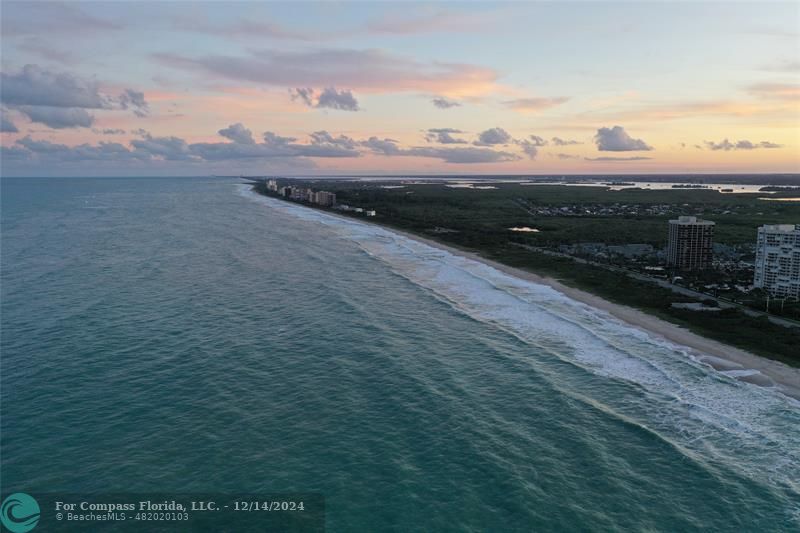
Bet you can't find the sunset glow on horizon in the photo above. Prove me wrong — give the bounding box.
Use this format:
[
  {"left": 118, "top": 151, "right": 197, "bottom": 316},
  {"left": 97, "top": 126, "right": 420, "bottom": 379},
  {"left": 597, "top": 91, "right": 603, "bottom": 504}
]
[{"left": 1, "top": 1, "right": 798, "bottom": 177}]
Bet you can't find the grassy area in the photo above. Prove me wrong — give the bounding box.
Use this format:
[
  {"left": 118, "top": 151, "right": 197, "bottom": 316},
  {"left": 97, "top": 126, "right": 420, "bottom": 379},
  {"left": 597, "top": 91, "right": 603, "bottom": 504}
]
[{"left": 255, "top": 181, "right": 800, "bottom": 366}]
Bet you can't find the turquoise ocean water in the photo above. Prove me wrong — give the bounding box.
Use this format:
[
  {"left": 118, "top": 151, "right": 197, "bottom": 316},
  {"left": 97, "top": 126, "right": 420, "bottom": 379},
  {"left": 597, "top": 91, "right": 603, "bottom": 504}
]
[{"left": 2, "top": 177, "right": 799, "bottom": 531}]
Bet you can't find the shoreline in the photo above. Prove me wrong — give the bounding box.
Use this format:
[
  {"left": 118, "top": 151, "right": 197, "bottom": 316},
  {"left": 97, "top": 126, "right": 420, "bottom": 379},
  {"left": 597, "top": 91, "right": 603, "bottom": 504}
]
[
  {"left": 399, "top": 229, "right": 800, "bottom": 401},
  {"left": 253, "top": 187, "right": 800, "bottom": 401}
]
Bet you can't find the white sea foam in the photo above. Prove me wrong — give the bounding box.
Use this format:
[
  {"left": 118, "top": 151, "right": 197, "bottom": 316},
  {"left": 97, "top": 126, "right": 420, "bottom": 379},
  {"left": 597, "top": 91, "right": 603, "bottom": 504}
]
[
  {"left": 721, "top": 369, "right": 770, "bottom": 380},
  {"left": 238, "top": 185, "right": 800, "bottom": 497}
]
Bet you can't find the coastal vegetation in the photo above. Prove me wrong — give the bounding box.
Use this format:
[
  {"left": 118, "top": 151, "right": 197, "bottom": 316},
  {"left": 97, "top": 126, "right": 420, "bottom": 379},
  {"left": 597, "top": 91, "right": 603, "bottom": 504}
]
[
  {"left": 489, "top": 244, "right": 800, "bottom": 367},
  {"left": 254, "top": 180, "right": 800, "bottom": 366}
]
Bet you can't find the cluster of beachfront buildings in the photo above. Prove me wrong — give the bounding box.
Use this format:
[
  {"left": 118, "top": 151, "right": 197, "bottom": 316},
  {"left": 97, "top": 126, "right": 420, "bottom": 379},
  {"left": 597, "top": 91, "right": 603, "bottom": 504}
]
[
  {"left": 667, "top": 216, "right": 799, "bottom": 299},
  {"left": 265, "top": 179, "right": 337, "bottom": 207},
  {"left": 264, "top": 179, "right": 376, "bottom": 217}
]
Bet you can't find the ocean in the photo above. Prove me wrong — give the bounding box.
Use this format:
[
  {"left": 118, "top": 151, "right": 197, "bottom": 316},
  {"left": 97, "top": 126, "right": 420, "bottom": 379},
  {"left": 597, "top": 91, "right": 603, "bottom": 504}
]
[{"left": 1, "top": 177, "right": 798, "bottom": 531}]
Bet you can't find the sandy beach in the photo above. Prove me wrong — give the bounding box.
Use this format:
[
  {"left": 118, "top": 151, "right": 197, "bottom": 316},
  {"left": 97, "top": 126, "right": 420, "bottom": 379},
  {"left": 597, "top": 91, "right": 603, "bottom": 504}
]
[{"left": 388, "top": 227, "right": 800, "bottom": 402}]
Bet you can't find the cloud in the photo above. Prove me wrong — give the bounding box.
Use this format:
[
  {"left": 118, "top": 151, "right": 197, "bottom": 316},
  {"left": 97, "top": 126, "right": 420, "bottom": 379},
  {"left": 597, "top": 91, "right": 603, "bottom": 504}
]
[
  {"left": 1, "top": 112, "right": 18, "bottom": 132},
  {"left": 1, "top": 146, "right": 31, "bottom": 160},
  {"left": 503, "top": 97, "right": 568, "bottom": 113},
  {"left": 704, "top": 139, "right": 734, "bottom": 151},
  {"left": 186, "top": 142, "right": 273, "bottom": 160},
  {"left": 263, "top": 131, "right": 297, "bottom": 146},
  {"left": 176, "top": 8, "right": 494, "bottom": 41},
  {"left": 16, "top": 136, "right": 65, "bottom": 153},
  {"left": 315, "top": 88, "right": 360, "bottom": 111},
  {"left": 16, "top": 136, "right": 145, "bottom": 161},
  {"left": 187, "top": 142, "right": 279, "bottom": 161},
  {"left": 155, "top": 48, "right": 498, "bottom": 96},
  {"left": 176, "top": 18, "right": 323, "bottom": 42},
  {"left": 761, "top": 60, "right": 800, "bottom": 73},
  {"left": 190, "top": 130, "right": 360, "bottom": 160},
  {"left": 425, "top": 128, "right": 467, "bottom": 144},
  {"left": 290, "top": 87, "right": 360, "bottom": 111},
  {"left": 309, "top": 130, "right": 358, "bottom": 150},
  {"left": 1, "top": 64, "right": 109, "bottom": 109},
  {"left": 190, "top": 143, "right": 357, "bottom": 160},
  {"left": 289, "top": 88, "right": 315, "bottom": 106},
  {"left": 748, "top": 82, "right": 800, "bottom": 101},
  {"left": 361, "top": 136, "right": 518, "bottom": 163},
  {"left": 16, "top": 105, "right": 94, "bottom": 128},
  {"left": 16, "top": 40, "right": 76, "bottom": 64},
  {"left": 474, "top": 127, "right": 512, "bottom": 146},
  {"left": 528, "top": 135, "right": 548, "bottom": 147},
  {"left": 703, "top": 139, "right": 783, "bottom": 151},
  {"left": 516, "top": 141, "right": 539, "bottom": 160},
  {"left": 131, "top": 134, "right": 194, "bottom": 160},
  {"left": 513, "top": 136, "right": 547, "bottom": 159},
  {"left": 8, "top": 125, "right": 520, "bottom": 168},
  {"left": 218, "top": 123, "right": 255, "bottom": 144},
  {"left": 366, "top": 9, "right": 489, "bottom": 35},
  {"left": 746, "top": 26, "right": 799, "bottom": 40},
  {"left": 431, "top": 97, "right": 461, "bottom": 109},
  {"left": 289, "top": 144, "right": 360, "bottom": 158},
  {"left": 118, "top": 89, "right": 150, "bottom": 117},
  {"left": 551, "top": 137, "right": 582, "bottom": 146},
  {"left": 594, "top": 126, "right": 652, "bottom": 151},
  {"left": 93, "top": 128, "right": 126, "bottom": 135},
  {"left": 407, "top": 146, "right": 520, "bottom": 163},
  {"left": 0, "top": 65, "right": 149, "bottom": 129},
  {"left": 584, "top": 156, "right": 652, "bottom": 161},
  {"left": 593, "top": 99, "right": 799, "bottom": 124},
  {"left": 757, "top": 141, "right": 783, "bottom": 149},
  {"left": 554, "top": 153, "right": 580, "bottom": 160},
  {"left": 360, "top": 137, "right": 403, "bottom": 156},
  {"left": 1, "top": 2, "right": 121, "bottom": 37}
]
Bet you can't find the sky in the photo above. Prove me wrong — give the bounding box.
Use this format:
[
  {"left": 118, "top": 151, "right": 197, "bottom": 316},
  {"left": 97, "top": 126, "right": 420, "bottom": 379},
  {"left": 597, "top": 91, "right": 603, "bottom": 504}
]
[{"left": 1, "top": 1, "right": 798, "bottom": 177}]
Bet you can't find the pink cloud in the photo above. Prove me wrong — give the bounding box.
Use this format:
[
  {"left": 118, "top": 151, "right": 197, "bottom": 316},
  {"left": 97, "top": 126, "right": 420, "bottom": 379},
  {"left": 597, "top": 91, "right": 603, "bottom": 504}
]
[{"left": 154, "top": 49, "right": 501, "bottom": 97}]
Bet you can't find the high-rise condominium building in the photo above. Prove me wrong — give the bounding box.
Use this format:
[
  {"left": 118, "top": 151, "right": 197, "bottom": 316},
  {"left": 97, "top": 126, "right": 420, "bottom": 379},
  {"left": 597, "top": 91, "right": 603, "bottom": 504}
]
[
  {"left": 667, "top": 216, "right": 715, "bottom": 271},
  {"left": 753, "top": 224, "right": 800, "bottom": 299},
  {"left": 315, "top": 191, "right": 336, "bottom": 207}
]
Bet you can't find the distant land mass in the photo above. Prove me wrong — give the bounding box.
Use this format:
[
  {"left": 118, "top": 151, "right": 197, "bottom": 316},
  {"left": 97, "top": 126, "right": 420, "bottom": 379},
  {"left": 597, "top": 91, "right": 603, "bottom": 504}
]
[{"left": 231, "top": 174, "right": 800, "bottom": 185}]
